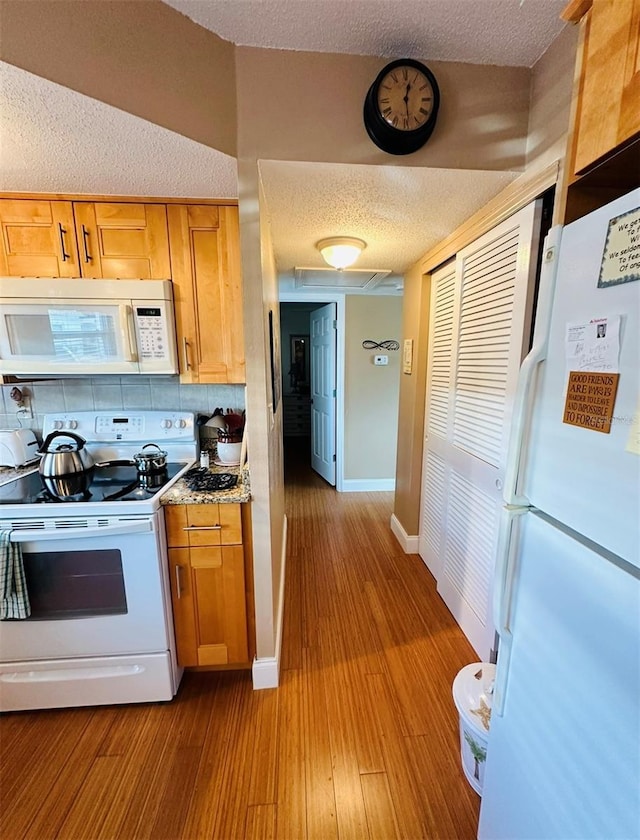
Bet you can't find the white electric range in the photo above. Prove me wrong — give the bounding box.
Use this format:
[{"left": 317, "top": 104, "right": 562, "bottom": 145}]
[{"left": 0, "top": 410, "right": 198, "bottom": 712}]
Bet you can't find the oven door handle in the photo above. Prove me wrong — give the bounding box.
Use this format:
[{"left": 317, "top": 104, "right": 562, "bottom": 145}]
[{"left": 9, "top": 520, "right": 153, "bottom": 542}]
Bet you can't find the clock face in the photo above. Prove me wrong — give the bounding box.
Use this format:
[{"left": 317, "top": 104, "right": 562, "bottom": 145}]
[
  {"left": 363, "top": 59, "right": 440, "bottom": 155},
  {"left": 376, "top": 65, "right": 435, "bottom": 132}
]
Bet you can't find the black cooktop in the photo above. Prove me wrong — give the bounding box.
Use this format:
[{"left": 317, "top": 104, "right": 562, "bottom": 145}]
[{"left": 0, "top": 463, "right": 184, "bottom": 505}]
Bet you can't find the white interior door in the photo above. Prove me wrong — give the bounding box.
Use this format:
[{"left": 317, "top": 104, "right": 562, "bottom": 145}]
[
  {"left": 419, "top": 201, "right": 542, "bottom": 659},
  {"left": 310, "top": 302, "right": 337, "bottom": 485}
]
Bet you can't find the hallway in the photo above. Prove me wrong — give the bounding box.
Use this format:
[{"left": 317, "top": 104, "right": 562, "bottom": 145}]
[
  {"left": 280, "top": 442, "right": 480, "bottom": 838},
  {"left": 0, "top": 453, "right": 480, "bottom": 840}
]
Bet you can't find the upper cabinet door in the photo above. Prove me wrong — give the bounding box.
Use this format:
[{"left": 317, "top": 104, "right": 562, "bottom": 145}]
[
  {"left": 73, "top": 202, "right": 171, "bottom": 279},
  {"left": 0, "top": 199, "right": 80, "bottom": 277},
  {"left": 168, "top": 204, "right": 245, "bottom": 384},
  {"left": 572, "top": 0, "right": 640, "bottom": 174}
]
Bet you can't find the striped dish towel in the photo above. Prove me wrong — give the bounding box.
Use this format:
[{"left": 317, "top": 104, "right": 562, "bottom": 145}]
[{"left": 0, "top": 529, "right": 31, "bottom": 620}]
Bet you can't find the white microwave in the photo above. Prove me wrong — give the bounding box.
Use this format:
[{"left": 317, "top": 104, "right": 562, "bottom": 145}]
[{"left": 0, "top": 278, "right": 179, "bottom": 375}]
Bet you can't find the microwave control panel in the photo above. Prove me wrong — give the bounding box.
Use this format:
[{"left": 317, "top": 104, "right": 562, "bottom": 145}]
[{"left": 134, "top": 305, "right": 170, "bottom": 360}]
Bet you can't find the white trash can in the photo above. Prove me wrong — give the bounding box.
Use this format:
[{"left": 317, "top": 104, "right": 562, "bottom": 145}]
[{"left": 452, "top": 662, "right": 495, "bottom": 795}]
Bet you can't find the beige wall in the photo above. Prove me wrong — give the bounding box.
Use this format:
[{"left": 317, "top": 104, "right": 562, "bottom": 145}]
[
  {"left": 392, "top": 261, "right": 435, "bottom": 534},
  {"left": 236, "top": 47, "right": 530, "bottom": 171},
  {"left": 526, "top": 23, "right": 580, "bottom": 172},
  {"left": 237, "top": 160, "right": 285, "bottom": 660},
  {"left": 0, "top": 0, "right": 237, "bottom": 156},
  {"left": 344, "top": 296, "right": 403, "bottom": 481}
]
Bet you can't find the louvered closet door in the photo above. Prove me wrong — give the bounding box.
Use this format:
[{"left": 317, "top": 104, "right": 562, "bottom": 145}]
[
  {"left": 419, "top": 201, "right": 542, "bottom": 659},
  {"left": 419, "top": 260, "right": 457, "bottom": 579}
]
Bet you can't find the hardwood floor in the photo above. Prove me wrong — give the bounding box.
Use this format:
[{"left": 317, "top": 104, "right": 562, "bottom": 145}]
[{"left": 0, "top": 444, "right": 480, "bottom": 840}]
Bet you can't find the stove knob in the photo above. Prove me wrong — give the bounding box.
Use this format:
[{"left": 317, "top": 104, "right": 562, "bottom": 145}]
[
  {"left": 53, "top": 420, "right": 63, "bottom": 430},
  {"left": 161, "top": 419, "right": 173, "bottom": 429},
  {"left": 176, "top": 419, "right": 187, "bottom": 429},
  {"left": 66, "top": 420, "right": 78, "bottom": 430}
]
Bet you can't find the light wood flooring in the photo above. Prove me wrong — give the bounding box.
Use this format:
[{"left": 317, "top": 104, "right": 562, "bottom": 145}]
[{"left": 0, "top": 441, "right": 480, "bottom": 839}]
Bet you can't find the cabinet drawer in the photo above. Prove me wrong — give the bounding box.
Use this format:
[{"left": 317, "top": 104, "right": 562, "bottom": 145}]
[{"left": 165, "top": 503, "right": 242, "bottom": 547}]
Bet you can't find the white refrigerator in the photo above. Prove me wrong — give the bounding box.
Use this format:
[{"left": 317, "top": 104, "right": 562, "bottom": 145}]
[{"left": 478, "top": 189, "right": 640, "bottom": 840}]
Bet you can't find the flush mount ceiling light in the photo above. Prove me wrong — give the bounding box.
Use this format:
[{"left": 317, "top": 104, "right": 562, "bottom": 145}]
[{"left": 316, "top": 237, "right": 366, "bottom": 270}]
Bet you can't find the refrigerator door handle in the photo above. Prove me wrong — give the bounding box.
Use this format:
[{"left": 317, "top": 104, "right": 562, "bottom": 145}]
[
  {"left": 503, "top": 225, "right": 563, "bottom": 506},
  {"left": 493, "top": 505, "right": 527, "bottom": 716}
]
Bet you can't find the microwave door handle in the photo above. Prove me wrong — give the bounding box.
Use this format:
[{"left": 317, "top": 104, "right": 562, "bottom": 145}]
[
  {"left": 9, "top": 521, "right": 153, "bottom": 542},
  {"left": 121, "top": 305, "right": 137, "bottom": 362}
]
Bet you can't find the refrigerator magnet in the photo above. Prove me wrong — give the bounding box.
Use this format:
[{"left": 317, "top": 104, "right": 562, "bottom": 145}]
[
  {"left": 598, "top": 206, "right": 640, "bottom": 288},
  {"left": 563, "top": 371, "right": 620, "bottom": 434}
]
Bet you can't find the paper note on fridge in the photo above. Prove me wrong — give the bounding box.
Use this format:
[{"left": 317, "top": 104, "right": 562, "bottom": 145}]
[
  {"left": 626, "top": 398, "right": 640, "bottom": 456},
  {"left": 565, "top": 316, "right": 620, "bottom": 372}
]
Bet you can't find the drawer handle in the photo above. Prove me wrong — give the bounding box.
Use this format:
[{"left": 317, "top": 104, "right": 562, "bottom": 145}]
[{"left": 183, "top": 524, "right": 222, "bottom": 531}]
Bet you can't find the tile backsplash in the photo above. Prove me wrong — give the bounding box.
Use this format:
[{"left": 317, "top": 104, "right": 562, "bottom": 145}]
[{"left": 1, "top": 377, "right": 245, "bottom": 439}]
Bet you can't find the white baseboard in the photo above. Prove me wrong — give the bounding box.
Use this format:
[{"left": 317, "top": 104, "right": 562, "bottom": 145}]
[
  {"left": 340, "top": 478, "right": 396, "bottom": 492},
  {"left": 390, "top": 513, "right": 419, "bottom": 554},
  {"left": 252, "top": 656, "right": 280, "bottom": 690},
  {"left": 252, "top": 513, "right": 288, "bottom": 690}
]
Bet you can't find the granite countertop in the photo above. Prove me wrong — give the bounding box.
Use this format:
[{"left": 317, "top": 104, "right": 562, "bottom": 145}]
[
  {"left": 0, "top": 463, "right": 39, "bottom": 485},
  {"left": 160, "top": 460, "right": 251, "bottom": 506},
  {"left": 0, "top": 459, "right": 251, "bottom": 505}
]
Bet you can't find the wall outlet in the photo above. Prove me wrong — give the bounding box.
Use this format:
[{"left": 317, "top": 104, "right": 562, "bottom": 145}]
[
  {"left": 16, "top": 397, "right": 33, "bottom": 419},
  {"left": 373, "top": 355, "right": 389, "bottom": 366}
]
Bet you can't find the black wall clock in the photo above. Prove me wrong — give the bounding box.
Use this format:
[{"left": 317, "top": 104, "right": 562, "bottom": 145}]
[{"left": 363, "top": 58, "right": 440, "bottom": 155}]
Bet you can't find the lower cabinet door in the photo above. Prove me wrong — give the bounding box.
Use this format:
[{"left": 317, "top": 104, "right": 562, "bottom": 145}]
[
  {"left": 191, "top": 545, "right": 248, "bottom": 666},
  {"left": 168, "top": 547, "right": 198, "bottom": 667},
  {"left": 169, "top": 544, "right": 248, "bottom": 667}
]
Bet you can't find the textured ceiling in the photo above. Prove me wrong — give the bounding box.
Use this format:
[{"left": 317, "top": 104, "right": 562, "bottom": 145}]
[
  {"left": 163, "top": 0, "right": 567, "bottom": 67},
  {"left": 0, "top": 62, "right": 237, "bottom": 198},
  {"left": 260, "top": 160, "right": 518, "bottom": 287}
]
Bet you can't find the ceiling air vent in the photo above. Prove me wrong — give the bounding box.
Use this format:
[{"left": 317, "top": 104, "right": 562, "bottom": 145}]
[{"left": 294, "top": 266, "right": 391, "bottom": 290}]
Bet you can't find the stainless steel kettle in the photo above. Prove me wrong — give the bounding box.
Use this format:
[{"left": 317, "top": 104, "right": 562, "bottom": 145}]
[{"left": 38, "top": 431, "right": 95, "bottom": 477}]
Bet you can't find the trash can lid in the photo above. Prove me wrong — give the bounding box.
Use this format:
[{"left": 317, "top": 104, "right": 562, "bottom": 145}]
[{"left": 452, "top": 662, "right": 496, "bottom": 734}]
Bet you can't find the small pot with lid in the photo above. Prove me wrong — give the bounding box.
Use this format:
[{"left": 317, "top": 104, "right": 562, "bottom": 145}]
[{"left": 132, "top": 443, "right": 168, "bottom": 475}]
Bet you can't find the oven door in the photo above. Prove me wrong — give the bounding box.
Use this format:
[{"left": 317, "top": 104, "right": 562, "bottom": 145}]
[{"left": 0, "top": 515, "right": 171, "bottom": 662}]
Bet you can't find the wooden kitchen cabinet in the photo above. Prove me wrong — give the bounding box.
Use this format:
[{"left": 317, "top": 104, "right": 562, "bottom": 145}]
[
  {"left": 0, "top": 199, "right": 81, "bottom": 276},
  {"left": 0, "top": 199, "right": 171, "bottom": 280},
  {"left": 570, "top": 0, "right": 640, "bottom": 176},
  {"left": 164, "top": 503, "right": 250, "bottom": 668},
  {"left": 72, "top": 202, "right": 171, "bottom": 279},
  {"left": 167, "top": 204, "right": 245, "bottom": 384}
]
